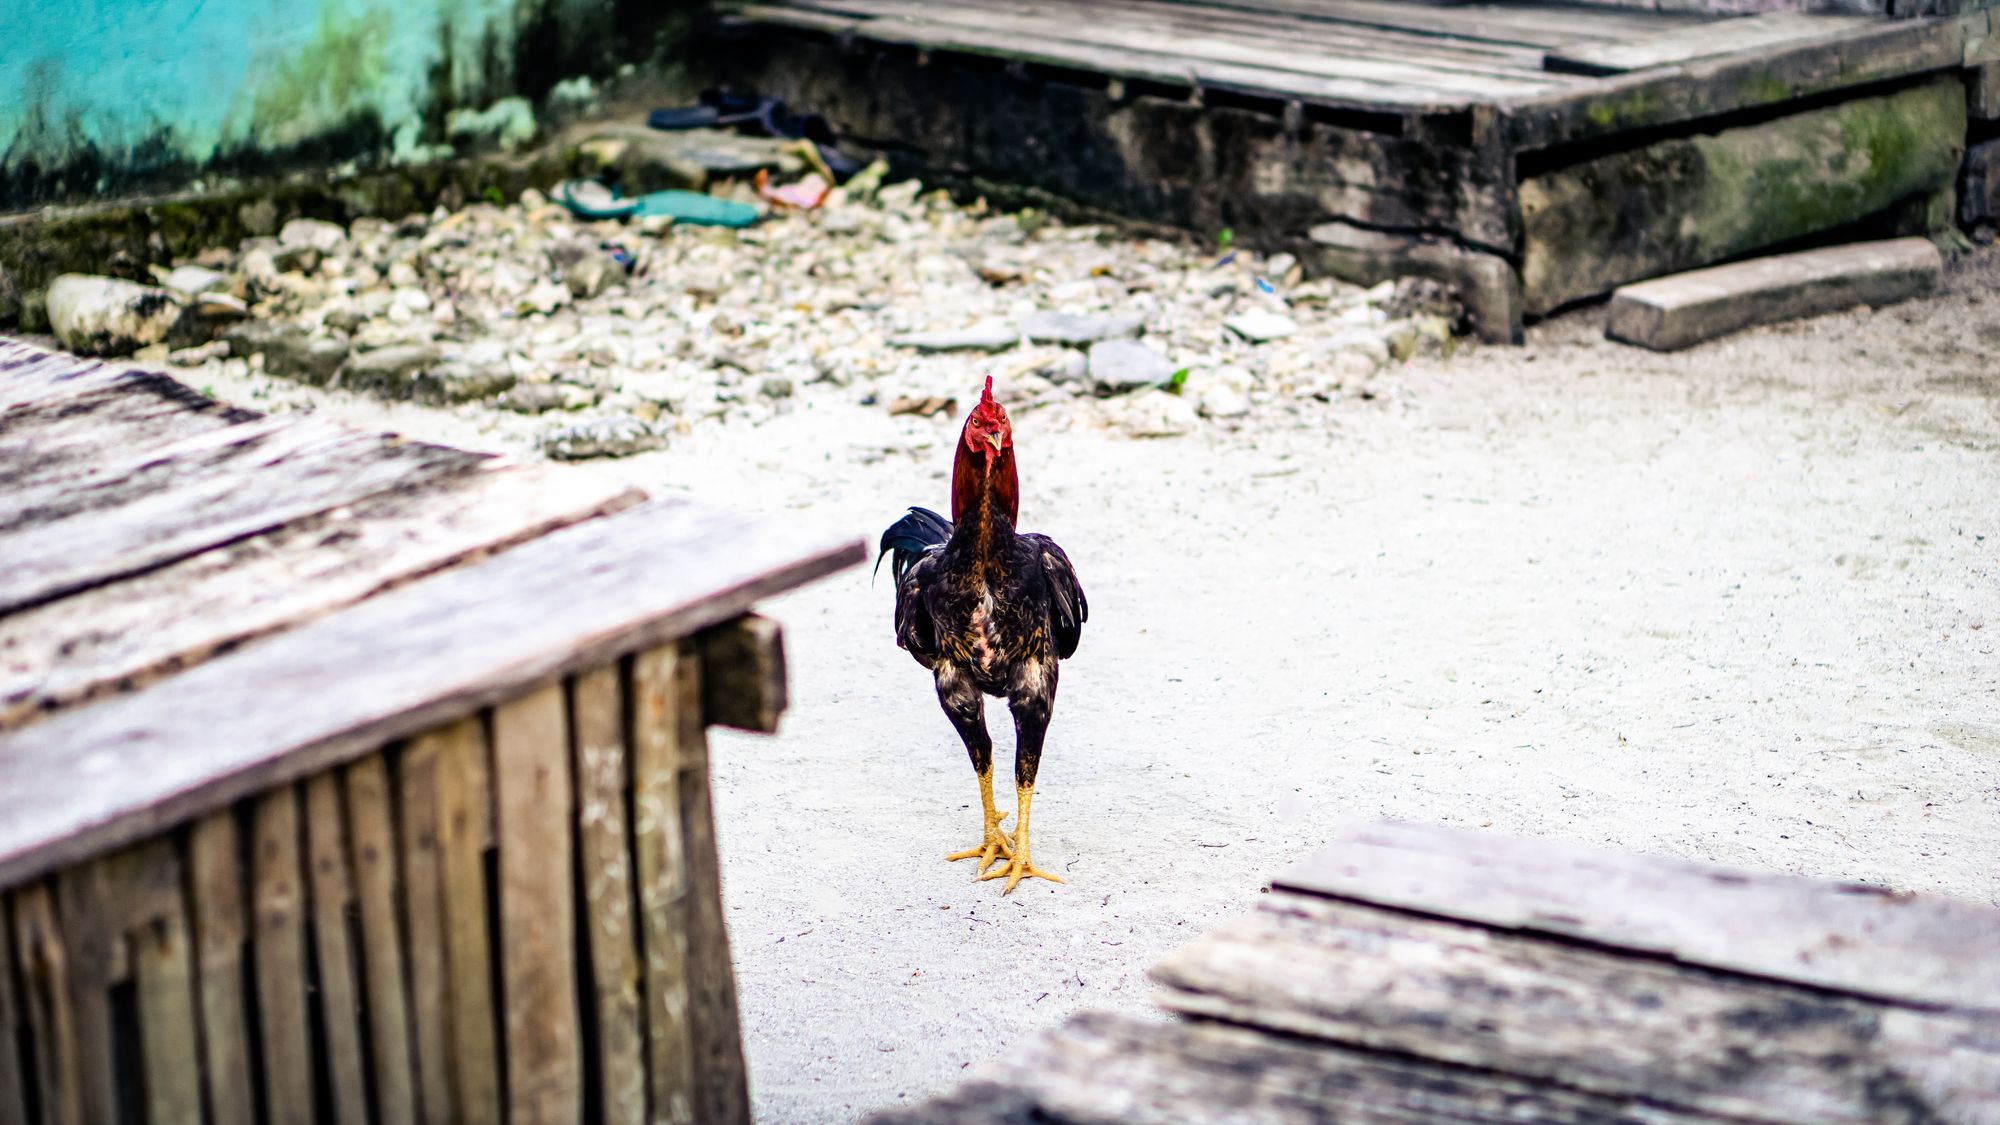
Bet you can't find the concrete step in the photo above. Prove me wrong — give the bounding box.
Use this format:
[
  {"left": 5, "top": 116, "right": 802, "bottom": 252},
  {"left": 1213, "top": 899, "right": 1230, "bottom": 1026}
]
[{"left": 1605, "top": 237, "right": 1942, "bottom": 352}]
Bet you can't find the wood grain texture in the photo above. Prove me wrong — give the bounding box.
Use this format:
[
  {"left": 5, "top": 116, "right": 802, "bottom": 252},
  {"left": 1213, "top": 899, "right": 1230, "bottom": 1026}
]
[
  {"left": 434, "top": 718, "right": 501, "bottom": 1125},
  {"left": 0, "top": 411, "right": 489, "bottom": 616},
  {"left": 0, "top": 895, "right": 26, "bottom": 1125},
  {"left": 396, "top": 734, "right": 456, "bottom": 1125},
  {"left": 0, "top": 498, "right": 864, "bottom": 892},
  {"left": 1275, "top": 820, "right": 2000, "bottom": 1014},
  {"left": 251, "top": 788, "right": 314, "bottom": 1125},
  {"left": 188, "top": 813, "right": 257, "bottom": 1125},
  {"left": 305, "top": 773, "right": 371, "bottom": 1125},
  {"left": 866, "top": 1009, "right": 1725, "bottom": 1125},
  {"left": 1154, "top": 892, "right": 2000, "bottom": 1123},
  {"left": 346, "top": 754, "right": 419, "bottom": 1125},
  {"left": 1499, "top": 19, "right": 1960, "bottom": 151},
  {"left": 699, "top": 615, "right": 789, "bottom": 734},
  {"left": 669, "top": 645, "right": 753, "bottom": 1125},
  {"left": 493, "top": 684, "right": 583, "bottom": 1125},
  {"left": 632, "top": 648, "right": 696, "bottom": 1125},
  {"left": 131, "top": 885, "right": 202, "bottom": 1125},
  {"left": 0, "top": 463, "right": 639, "bottom": 728},
  {"left": 572, "top": 666, "right": 648, "bottom": 1125},
  {"left": 12, "top": 884, "right": 82, "bottom": 1125},
  {"left": 1543, "top": 11, "right": 1875, "bottom": 74},
  {"left": 0, "top": 362, "right": 250, "bottom": 496},
  {"left": 51, "top": 861, "right": 117, "bottom": 1125}
]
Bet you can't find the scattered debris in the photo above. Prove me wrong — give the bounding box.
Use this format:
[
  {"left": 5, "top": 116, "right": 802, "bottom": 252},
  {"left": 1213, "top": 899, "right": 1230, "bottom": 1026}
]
[
  {"left": 47, "top": 275, "right": 183, "bottom": 356},
  {"left": 538, "top": 416, "right": 666, "bottom": 460}
]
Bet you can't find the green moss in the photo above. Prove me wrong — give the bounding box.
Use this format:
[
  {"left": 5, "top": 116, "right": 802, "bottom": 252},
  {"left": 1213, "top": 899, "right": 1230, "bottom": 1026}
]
[
  {"left": 1586, "top": 89, "right": 1663, "bottom": 130},
  {"left": 247, "top": 5, "right": 389, "bottom": 144},
  {"left": 1736, "top": 72, "right": 1792, "bottom": 106}
]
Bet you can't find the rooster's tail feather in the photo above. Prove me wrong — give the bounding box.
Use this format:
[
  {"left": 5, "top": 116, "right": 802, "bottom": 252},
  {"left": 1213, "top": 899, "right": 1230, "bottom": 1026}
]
[{"left": 875, "top": 506, "right": 953, "bottom": 583}]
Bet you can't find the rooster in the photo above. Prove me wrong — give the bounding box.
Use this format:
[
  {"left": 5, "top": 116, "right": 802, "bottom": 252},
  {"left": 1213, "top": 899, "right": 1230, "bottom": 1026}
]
[{"left": 877, "top": 377, "right": 1087, "bottom": 893}]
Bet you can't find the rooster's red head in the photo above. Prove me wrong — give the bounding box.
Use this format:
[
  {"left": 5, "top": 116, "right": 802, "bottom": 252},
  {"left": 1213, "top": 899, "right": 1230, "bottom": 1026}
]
[{"left": 952, "top": 376, "right": 1020, "bottom": 525}]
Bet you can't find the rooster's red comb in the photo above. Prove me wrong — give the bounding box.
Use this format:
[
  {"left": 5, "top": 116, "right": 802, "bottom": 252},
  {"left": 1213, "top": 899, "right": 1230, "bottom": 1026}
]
[{"left": 981, "top": 375, "right": 995, "bottom": 406}]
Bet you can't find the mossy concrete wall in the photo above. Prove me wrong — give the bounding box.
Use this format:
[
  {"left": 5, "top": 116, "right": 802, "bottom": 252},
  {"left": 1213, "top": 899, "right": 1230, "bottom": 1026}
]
[
  {"left": 1519, "top": 76, "right": 1967, "bottom": 315},
  {"left": 0, "top": 0, "right": 693, "bottom": 212}
]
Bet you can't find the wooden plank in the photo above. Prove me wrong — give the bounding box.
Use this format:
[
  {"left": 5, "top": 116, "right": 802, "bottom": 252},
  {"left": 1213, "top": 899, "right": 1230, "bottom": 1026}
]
[
  {"left": 1052, "top": 0, "right": 1564, "bottom": 71},
  {"left": 188, "top": 813, "right": 257, "bottom": 1125},
  {"left": 631, "top": 648, "right": 697, "bottom": 1125},
  {"left": 0, "top": 895, "right": 26, "bottom": 1125},
  {"left": 0, "top": 340, "right": 126, "bottom": 408},
  {"left": 1519, "top": 77, "right": 1964, "bottom": 314},
  {"left": 251, "top": 788, "right": 314, "bottom": 1125},
  {"left": 869, "top": 1009, "right": 1729, "bottom": 1125},
  {"left": 739, "top": 4, "right": 1484, "bottom": 111},
  {"left": 492, "top": 684, "right": 583, "bottom": 1125},
  {"left": 824, "top": 0, "right": 1580, "bottom": 96},
  {"left": 0, "top": 410, "right": 490, "bottom": 616},
  {"left": 11, "top": 884, "right": 81, "bottom": 1125},
  {"left": 1972, "top": 62, "right": 2000, "bottom": 120},
  {"left": 1545, "top": 11, "right": 1878, "bottom": 75},
  {"left": 1964, "top": 137, "right": 2000, "bottom": 225},
  {"left": 0, "top": 463, "right": 640, "bottom": 728},
  {"left": 668, "top": 644, "right": 752, "bottom": 1125},
  {"left": 0, "top": 498, "right": 864, "bottom": 893},
  {"left": 699, "top": 615, "right": 789, "bottom": 734},
  {"left": 571, "top": 665, "right": 648, "bottom": 1125},
  {"left": 131, "top": 878, "right": 203, "bottom": 1125},
  {"left": 305, "top": 773, "right": 371, "bottom": 1125},
  {"left": 0, "top": 366, "right": 251, "bottom": 496},
  {"left": 1500, "top": 19, "right": 1961, "bottom": 151},
  {"left": 1276, "top": 820, "right": 2000, "bottom": 1014},
  {"left": 1155, "top": 892, "right": 2000, "bottom": 1123},
  {"left": 52, "top": 862, "right": 118, "bottom": 1125},
  {"left": 1606, "top": 237, "right": 1943, "bottom": 351},
  {"left": 435, "top": 718, "right": 501, "bottom": 1125},
  {"left": 396, "top": 732, "right": 456, "bottom": 1125},
  {"left": 345, "top": 753, "right": 419, "bottom": 1125}
]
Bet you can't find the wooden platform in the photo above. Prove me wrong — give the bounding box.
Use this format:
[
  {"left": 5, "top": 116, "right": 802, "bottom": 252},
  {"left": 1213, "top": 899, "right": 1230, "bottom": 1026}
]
[
  {"left": 719, "top": 0, "right": 1997, "bottom": 339},
  {"left": 877, "top": 821, "right": 2000, "bottom": 1124},
  {"left": 0, "top": 339, "right": 866, "bottom": 1125}
]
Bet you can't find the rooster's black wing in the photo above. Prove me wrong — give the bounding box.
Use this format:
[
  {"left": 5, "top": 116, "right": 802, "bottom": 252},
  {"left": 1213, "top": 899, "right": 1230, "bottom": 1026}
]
[{"left": 1022, "top": 533, "right": 1087, "bottom": 659}]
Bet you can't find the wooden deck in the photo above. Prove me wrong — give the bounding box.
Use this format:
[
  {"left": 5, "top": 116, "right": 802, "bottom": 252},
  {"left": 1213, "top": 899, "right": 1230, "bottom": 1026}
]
[
  {"left": 0, "top": 339, "right": 865, "bottom": 1125},
  {"left": 720, "top": 0, "right": 1997, "bottom": 339},
  {"left": 877, "top": 821, "right": 2000, "bottom": 1124}
]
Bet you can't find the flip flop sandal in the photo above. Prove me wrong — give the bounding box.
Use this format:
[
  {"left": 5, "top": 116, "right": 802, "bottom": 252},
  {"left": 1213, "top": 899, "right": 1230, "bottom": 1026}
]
[
  {"left": 647, "top": 89, "right": 780, "bottom": 131},
  {"left": 553, "top": 179, "right": 638, "bottom": 219}
]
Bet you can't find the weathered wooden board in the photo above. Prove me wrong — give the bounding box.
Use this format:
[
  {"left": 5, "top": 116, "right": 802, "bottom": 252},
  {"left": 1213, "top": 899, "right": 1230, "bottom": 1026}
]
[
  {"left": 251, "top": 788, "right": 314, "bottom": 1125},
  {"left": 0, "top": 898, "right": 26, "bottom": 1125},
  {"left": 396, "top": 732, "right": 458, "bottom": 1125},
  {"left": 1519, "top": 77, "right": 1964, "bottom": 313},
  {"left": 1544, "top": 11, "right": 1876, "bottom": 75},
  {"left": 494, "top": 684, "right": 583, "bottom": 1125},
  {"left": 12, "top": 884, "right": 82, "bottom": 1125},
  {"left": 432, "top": 718, "right": 501, "bottom": 1125},
  {"left": 572, "top": 665, "right": 649, "bottom": 1125},
  {"left": 0, "top": 411, "right": 489, "bottom": 615},
  {"left": 865, "top": 1010, "right": 1725, "bottom": 1125},
  {"left": 0, "top": 498, "right": 864, "bottom": 892},
  {"left": 1303, "top": 219, "right": 1522, "bottom": 342},
  {"left": 1499, "top": 19, "right": 1961, "bottom": 151},
  {"left": 632, "top": 648, "right": 697, "bottom": 1125},
  {"left": 1275, "top": 820, "right": 2000, "bottom": 1014},
  {"left": 305, "top": 774, "right": 371, "bottom": 1125},
  {"left": 130, "top": 883, "right": 202, "bottom": 1125},
  {"left": 668, "top": 645, "right": 753, "bottom": 1124},
  {"left": 188, "top": 813, "right": 257, "bottom": 1125},
  {"left": 1965, "top": 137, "right": 2000, "bottom": 225},
  {"left": 700, "top": 615, "right": 789, "bottom": 733},
  {"left": 346, "top": 754, "right": 419, "bottom": 1125},
  {"left": 1974, "top": 63, "right": 2000, "bottom": 121},
  {"left": 1154, "top": 892, "right": 2000, "bottom": 1122},
  {"left": 0, "top": 461, "right": 638, "bottom": 727},
  {"left": 0, "top": 363, "right": 251, "bottom": 495}
]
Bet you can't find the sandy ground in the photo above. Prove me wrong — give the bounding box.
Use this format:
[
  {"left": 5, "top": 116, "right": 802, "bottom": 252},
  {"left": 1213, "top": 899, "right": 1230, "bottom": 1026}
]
[{"left": 181, "top": 243, "right": 2000, "bottom": 1122}]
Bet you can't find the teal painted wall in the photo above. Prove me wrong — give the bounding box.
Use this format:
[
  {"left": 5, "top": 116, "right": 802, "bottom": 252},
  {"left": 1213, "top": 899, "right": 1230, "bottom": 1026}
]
[{"left": 0, "top": 0, "right": 677, "bottom": 210}]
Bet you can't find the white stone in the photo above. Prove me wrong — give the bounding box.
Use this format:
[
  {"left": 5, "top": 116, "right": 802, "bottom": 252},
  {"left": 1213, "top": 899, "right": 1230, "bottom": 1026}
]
[{"left": 46, "top": 275, "right": 183, "bottom": 356}]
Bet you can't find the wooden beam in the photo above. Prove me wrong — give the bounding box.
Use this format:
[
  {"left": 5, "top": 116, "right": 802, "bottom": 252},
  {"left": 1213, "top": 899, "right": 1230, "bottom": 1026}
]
[
  {"left": 396, "top": 731, "right": 457, "bottom": 1125},
  {"left": 0, "top": 499, "right": 864, "bottom": 892},
  {"left": 1274, "top": 820, "right": 2000, "bottom": 1014},
  {"left": 631, "top": 648, "right": 698, "bottom": 1124},
  {"left": 571, "top": 666, "right": 648, "bottom": 1125},
  {"left": 345, "top": 754, "right": 419, "bottom": 1125},
  {"left": 433, "top": 718, "right": 501, "bottom": 1125},
  {"left": 187, "top": 813, "right": 257, "bottom": 1125},
  {"left": 1544, "top": 12, "right": 1877, "bottom": 76},
  {"left": 251, "top": 788, "right": 314, "bottom": 1125},
  {"left": 700, "top": 615, "right": 789, "bottom": 733}
]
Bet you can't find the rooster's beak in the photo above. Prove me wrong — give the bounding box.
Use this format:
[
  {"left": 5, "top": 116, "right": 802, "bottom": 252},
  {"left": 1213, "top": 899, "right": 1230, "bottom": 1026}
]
[{"left": 986, "top": 432, "right": 1003, "bottom": 452}]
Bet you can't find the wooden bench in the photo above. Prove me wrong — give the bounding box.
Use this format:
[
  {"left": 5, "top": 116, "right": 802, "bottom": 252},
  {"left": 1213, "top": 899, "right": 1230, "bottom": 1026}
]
[
  {"left": 877, "top": 821, "right": 2000, "bottom": 1123},
  {"left": 0, "top": 340, "right": 865, "bottom": 1125}
]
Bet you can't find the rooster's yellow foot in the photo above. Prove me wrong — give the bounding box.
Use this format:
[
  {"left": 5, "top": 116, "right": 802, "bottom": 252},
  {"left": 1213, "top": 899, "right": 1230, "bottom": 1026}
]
[
  {"left": 945, "top": 814, "right": 1014, "bottom": 875},
  {"left": 977, "top": 852, "right": 1065, "bottom": 895}
]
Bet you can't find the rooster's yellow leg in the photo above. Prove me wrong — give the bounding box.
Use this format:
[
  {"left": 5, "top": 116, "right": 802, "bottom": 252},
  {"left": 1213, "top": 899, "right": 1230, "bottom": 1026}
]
[
  {"left": 979, "top": 782, "right": 1065, "bottom": 894},
  {"left": 945, "top": 767, "right": 1013, "bottom": 874}
]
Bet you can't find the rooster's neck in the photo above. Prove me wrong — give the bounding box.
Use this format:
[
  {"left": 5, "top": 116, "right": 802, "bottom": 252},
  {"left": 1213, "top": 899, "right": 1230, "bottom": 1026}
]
[{"left": 951, "top": 446, "right": 1019, "bottom": 548}]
